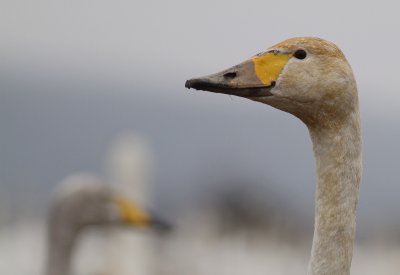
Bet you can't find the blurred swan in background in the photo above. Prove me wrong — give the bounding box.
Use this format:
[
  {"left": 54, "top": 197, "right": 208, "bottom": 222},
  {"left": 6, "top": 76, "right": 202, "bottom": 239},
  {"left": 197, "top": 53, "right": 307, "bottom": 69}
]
[
  {"left": 46, "top": 173, "right": 169, "bottom": 275},
  {"left": 0, "top": 132, "right": 168, "bottom": 275}
]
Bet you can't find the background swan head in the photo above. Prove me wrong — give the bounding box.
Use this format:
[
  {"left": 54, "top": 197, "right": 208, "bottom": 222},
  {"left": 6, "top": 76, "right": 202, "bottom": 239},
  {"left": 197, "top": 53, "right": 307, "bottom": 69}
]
[
  {"left": 46, "top": 174, "right": 170, "bottom": 275},
  {"left": 185, "top": 37, "right": 358, "bottom": 127},
  {"left": 49, "top": 174, "right": 170, "bottom": 233}
]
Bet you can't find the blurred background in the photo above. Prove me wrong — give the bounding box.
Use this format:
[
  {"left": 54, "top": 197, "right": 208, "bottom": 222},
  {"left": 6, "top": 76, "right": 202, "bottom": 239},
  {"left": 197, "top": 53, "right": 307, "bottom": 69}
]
[{"left": 1, "top": 0, "right": 400, "bottom": 274}]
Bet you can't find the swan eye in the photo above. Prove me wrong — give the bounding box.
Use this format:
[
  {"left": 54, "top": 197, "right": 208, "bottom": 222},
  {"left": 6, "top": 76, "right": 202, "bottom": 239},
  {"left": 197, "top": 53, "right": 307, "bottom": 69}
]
[{"left": 294, "top": 49, "right": 307, "bottom": 60}]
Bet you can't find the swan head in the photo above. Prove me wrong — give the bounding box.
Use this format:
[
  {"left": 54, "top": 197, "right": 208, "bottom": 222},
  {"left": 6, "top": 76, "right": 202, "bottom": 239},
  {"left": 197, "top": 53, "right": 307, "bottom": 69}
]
[
  {"left": 185, "top": 37, "right": 358, "bottom": 127},
  {"left": 49, "top": 175, "right": 171, "bottom": 233}
]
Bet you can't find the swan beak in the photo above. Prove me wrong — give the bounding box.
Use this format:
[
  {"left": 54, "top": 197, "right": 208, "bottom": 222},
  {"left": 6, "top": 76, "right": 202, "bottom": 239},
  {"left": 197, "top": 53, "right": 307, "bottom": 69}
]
[
  {"left": 149, "top": 212, "right": 173, "bottom": 232},
  {"left": 185, "top": 51, "right": 292, "bottom": 98},
  {"left": 115, "top": 197, "right": 171, "bottom": 231}
]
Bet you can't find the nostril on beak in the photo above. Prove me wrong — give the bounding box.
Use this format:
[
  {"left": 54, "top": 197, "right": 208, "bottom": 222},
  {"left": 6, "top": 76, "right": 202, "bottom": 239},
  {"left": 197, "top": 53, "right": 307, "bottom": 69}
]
[{"left": 223, "top": 72, "right": 237, "bottom": 79}]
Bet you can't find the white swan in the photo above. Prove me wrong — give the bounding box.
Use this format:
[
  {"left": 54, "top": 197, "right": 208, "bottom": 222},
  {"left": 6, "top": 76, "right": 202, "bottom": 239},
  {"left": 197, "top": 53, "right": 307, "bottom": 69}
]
[
  {"left": 46, "top": 174, "right": 169, "bottom": 275},
  {"left": 186, "top": 37, "right": 362, "bottom": 275}
]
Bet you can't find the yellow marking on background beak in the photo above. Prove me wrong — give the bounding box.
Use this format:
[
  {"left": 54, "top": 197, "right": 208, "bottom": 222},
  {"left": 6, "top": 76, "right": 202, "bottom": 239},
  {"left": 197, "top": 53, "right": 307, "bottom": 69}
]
[
  {"left": 115, "top": 197, "right": 150, "bottom": 227},
  {"left": 251, "top": 52, "right": 292, "bottom": 85}
]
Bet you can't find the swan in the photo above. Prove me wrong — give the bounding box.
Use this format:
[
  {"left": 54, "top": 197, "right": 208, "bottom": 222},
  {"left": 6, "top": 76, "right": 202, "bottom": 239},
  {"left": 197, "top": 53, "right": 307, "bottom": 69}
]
[
  {"left": 185, "top": 37, "right": 362, "bottom": 275},
  {"left": 46, "top": 174, "right": 170, "bottom": 275}
]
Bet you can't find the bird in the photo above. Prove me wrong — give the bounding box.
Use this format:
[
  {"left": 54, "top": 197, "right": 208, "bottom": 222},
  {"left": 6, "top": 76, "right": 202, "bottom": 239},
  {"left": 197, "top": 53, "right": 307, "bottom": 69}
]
[
  {"left": 45, "top": 173, "right": 170, "bottom": 275},
  {"left": 185, "top": 37, "right": 362, "bottom": 275}
]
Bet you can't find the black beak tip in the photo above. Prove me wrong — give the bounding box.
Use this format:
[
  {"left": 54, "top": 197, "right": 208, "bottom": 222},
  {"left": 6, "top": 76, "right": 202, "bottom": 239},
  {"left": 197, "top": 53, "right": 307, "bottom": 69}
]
[
  {"left": 185, "top": 78, "right": 212, "bottom": 91},
  {"left": 151, "top": 216, "right": 173, "bottom": 232},
  {"left": 185, "top": 79, "right": 194, "bottom": 89}
]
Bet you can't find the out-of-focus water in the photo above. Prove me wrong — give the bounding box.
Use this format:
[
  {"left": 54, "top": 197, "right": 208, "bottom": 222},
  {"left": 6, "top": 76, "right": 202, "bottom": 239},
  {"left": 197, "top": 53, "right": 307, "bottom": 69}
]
[{"left": 2, "top": 218, "right": 400, "bottom": 275}]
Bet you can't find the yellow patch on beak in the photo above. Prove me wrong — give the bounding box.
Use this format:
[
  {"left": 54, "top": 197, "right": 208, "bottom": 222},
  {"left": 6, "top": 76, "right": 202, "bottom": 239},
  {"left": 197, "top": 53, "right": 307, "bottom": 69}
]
[
  {"left": 251, "top": 52, "right": 292, "bottom": 86},
  {"left": 115, "top": 197, "right": 150, "bottom": 227}
]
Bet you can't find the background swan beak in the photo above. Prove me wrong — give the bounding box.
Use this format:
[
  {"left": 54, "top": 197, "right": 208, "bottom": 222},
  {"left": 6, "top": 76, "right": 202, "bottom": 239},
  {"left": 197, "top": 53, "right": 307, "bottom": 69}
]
[
  {"left": 149, "top": 212, "right": 173, "bottom": 232},
  {"left": 115, "top": 197, "right": 172, "bottom": 231}
]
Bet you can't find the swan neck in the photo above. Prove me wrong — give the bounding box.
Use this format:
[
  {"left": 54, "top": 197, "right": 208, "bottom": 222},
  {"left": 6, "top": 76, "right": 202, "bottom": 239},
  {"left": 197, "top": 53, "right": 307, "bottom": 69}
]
[
  {"left": 308, "top": 111, "right": 362, "bottom": 275},
  {"left": 45, "top": 219, "right": 77, "bottom": 275}
]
